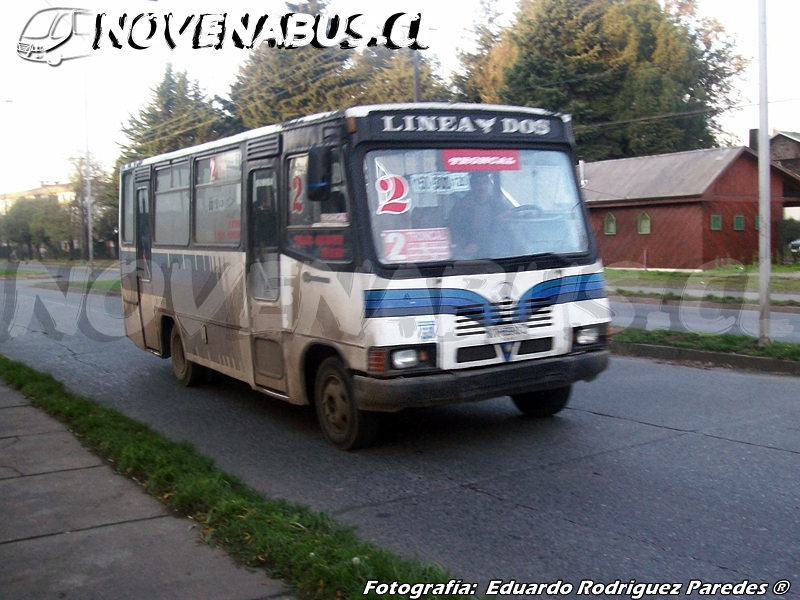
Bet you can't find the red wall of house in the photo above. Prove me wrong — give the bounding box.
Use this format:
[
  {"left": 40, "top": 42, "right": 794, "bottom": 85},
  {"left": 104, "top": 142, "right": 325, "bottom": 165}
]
[
  {"left": 588, "top": 153, "right": 787, "bottom": 270},
  {"left": 704, "top": 156, "right": 784, "bottom": 266},
  {"left": 589, "top": 202, "right": 704, "bottom": 269}
]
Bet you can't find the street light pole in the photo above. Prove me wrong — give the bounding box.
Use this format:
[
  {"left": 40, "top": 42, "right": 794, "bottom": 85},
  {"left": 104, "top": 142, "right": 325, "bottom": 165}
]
[{"left": 757, "top": 0, "right": 770, "bottom": 345}]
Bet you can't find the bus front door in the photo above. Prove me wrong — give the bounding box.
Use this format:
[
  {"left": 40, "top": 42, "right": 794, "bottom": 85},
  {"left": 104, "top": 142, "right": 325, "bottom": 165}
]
[
  {"left": 135, "top": 184, "right": 159, "bottom": 351},
  {"left": 247, "top": 167, "right": 286, "bottom": 393}
]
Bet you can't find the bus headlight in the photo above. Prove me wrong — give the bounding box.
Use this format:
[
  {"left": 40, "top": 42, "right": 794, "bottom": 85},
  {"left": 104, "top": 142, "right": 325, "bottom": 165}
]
[
  {"left": 392, "top": 349, "right": 419, "bottom": 369},
  {"left": 572, "top": 324, "right": 608, "bottom": 349},
  {"left": 368, "top": 345, "right": 437, "bottom": 375}
]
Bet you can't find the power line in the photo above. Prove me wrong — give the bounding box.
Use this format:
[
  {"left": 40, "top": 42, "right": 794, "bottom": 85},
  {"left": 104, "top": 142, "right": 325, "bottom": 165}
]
[
  {"left": 132, "top": 55, "right": 348, "bottom": 149},
  {"left": 573, "top": 97, "right": 800, "bottom": 132},
  {"left": 130, "top": 49, "right": 341, "bottom": 144}
]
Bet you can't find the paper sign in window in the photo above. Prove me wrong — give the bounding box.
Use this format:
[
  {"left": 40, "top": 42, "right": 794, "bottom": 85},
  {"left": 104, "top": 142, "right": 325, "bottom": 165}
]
[{"left": 381, "top": 228, "right": 451, "bottom": 263}]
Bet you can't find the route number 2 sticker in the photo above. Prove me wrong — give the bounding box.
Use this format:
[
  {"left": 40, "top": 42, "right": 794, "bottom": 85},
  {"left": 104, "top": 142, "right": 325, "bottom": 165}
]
[
  {"left": 381, "top": 228, "right": 451, "bottom": 263},
  {"left": 291, "top": 175, "right": 304, "bottom": 214}
]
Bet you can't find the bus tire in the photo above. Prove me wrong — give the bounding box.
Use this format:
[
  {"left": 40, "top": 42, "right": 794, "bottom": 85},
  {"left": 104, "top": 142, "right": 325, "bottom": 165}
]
[
  {"left": 512, "top": 385, "right": 572, "bottom": 418},
  {"left": 314, "top": 357, "right": 379, "bottom": 450},
  {"left": 170, "top": 325, "right": 207, "bottom": 387}
]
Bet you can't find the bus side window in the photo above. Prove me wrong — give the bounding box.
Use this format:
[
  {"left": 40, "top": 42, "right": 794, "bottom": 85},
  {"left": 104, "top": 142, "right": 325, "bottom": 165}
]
[
  {"left": 121, "top": 172, "right": 134, "bottom": 244},
  {"left": 285, "top": 152, "right": 353, "bottom": 264},
  {"left": 250, "top": 169, "right": 279, "bottom": 302}
]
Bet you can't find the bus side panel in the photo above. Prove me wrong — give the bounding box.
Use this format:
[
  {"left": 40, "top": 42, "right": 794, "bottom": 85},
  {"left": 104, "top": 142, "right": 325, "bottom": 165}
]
[
  {"left": 158, "top": 249, "right": 251, "bottom": 382},
  {"left": 279, "top": 257, "right": 372, "bottom": 405}
]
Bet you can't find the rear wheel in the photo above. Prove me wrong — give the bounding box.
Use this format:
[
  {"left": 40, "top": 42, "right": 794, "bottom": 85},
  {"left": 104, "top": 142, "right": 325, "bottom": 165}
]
[
  {"left": 512, "top": 385, "right": 572, "bottom": 418},
  {"left": 170, "top": 325, "right": 207, "bottom": 387},
  {"left": 314, "top": 357, "right": 379, "bottom": 450}
]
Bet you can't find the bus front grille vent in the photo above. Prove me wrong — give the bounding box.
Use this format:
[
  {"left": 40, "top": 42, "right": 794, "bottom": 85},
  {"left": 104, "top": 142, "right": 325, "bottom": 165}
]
[
  {"left": 525, "top": 298, "right": 554, "bottom": 330},
  {"left": 456, "top": 299, "right": 555, "bottom": 336},
  {"left": 455, "top": 303, "right": 485, "bottom": 337}
]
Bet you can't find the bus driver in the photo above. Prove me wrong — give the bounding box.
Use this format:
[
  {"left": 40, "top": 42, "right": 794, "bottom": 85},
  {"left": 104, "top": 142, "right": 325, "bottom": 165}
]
[{"left": 447, "top": 171, "right": 509, "bottom": 259}]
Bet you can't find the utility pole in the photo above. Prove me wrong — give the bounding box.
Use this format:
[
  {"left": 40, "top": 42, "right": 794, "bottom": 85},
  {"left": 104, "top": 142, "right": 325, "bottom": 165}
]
[
  {"left": 757, "top": 0, "right": 770, "bottom": 345},
  {"left": 84, "top": 64, "right": 94, "bottom": 270},
  {"left": 413, "top": 50, "right": 420, "bottom": 102}
]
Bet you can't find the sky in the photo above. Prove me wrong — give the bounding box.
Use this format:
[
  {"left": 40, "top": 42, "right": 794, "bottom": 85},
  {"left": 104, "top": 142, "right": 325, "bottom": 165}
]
[{"left": 1, "top": 0, "right": 799, "bottom": 195}]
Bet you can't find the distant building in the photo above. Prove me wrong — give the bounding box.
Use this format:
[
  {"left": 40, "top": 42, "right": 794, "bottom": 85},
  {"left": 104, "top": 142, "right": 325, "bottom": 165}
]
[
  {"left": 769, "top": 131, "right": 800, "bottom": 174},
  {"left": 583, "top": 147, "right": 800, "bottom": 269},
  {"left": 0, "top": 181, "right": 76, "bottom": 214},
  {"left": 769, "top": 132, "right": 800, "bottom": 220}
]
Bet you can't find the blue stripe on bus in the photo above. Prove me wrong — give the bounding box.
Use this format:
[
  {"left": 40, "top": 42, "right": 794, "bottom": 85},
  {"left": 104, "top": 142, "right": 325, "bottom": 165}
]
[{"left": 364, "top": 273, "right": 605, "bottom": 323}]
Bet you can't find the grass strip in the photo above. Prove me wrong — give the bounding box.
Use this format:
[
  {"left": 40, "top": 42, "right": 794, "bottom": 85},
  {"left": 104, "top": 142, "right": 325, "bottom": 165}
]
[
  {"left": 0, "top": 269, "right": 51, "bottom": 279},
  {"left": 613, "top": 329, "right": 800, "bottom": 361},
  {"left": 0, "top": 354, "right": 470, "bottom": 600},
  {"left": 604, "top": 267, "right": 800, "bottom": 294}
]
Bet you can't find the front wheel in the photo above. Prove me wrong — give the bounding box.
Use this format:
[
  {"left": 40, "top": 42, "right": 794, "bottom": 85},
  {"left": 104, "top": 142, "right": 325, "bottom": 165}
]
[
  {"left": 170, "top": 325, "right": 207, "bottom": 387},
  {"left": 314, "top": 357, "right": 379, "bottom": 450},
  {"left": 512, "top": 385, "right": 572, "bottom": 418}
]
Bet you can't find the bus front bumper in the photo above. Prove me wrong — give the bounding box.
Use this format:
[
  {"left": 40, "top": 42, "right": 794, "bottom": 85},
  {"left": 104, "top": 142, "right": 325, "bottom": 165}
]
[{"left": 353, "top": 350, "right": 610, "bottom": 412}]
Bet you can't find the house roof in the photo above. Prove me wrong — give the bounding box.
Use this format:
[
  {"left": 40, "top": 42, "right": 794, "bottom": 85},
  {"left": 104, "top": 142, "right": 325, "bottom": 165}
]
[
  {"left": 583, "top": 146, "right": 745, "bottom": 203},
  {"left": 774, "top": 131, "right": 800, "bottom": 144}
]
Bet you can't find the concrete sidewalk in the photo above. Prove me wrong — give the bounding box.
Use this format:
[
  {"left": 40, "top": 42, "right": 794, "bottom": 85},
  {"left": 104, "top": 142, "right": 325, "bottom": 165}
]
[{"left": 0, "top": 385, "right": 296, "bottom": 600}]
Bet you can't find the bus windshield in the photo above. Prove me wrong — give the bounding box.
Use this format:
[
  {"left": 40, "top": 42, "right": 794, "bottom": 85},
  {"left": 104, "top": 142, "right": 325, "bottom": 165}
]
[{"left": 364, "top": 148, "right": 590, "bottom": 264}]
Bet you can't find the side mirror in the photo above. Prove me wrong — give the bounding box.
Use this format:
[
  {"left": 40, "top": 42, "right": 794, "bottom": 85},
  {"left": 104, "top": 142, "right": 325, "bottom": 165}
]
[{"left": 307, "top": 147, "right": 331, "bottom": 202}]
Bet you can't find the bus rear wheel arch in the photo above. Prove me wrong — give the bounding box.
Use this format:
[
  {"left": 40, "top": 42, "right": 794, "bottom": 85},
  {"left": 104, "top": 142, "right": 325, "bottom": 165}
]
[
  {"left": 313, "top": 356, "right": 379, "bottom": 451},
  {"left": 169, "top": 322, "right": 208, "bottom": 387},
  {"left": 512, "top": 385, "right": 572, "bottom": 418}
]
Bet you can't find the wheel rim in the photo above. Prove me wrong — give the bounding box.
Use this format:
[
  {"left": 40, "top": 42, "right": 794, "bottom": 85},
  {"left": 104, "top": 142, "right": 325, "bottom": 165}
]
[{"left": 320, "top": 374, "right": 350, "bottom": 436}]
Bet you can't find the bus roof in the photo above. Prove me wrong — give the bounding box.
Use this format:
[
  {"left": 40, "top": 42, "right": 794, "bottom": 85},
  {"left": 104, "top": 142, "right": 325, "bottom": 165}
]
[
  {"left": 344, "top": 103, "right": 568, "bottom": 122},
  {"left": 121, "top": 103, "right": 570, "bottom": 171}
]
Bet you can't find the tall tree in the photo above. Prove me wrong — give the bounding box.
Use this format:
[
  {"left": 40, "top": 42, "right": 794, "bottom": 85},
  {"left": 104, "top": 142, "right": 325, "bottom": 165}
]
[
  {"left": 3, "top": 199, "right": 36, "bottom": 259},
  {"left": 230, "top": 0, "right": 358, "bottom": 128},
  {"left": 68, "top": 156, "right": 114, "bottom": 260},
  {"left": 500, "top": 0, "right": 745, "bottom": 160},
  {"left": 231, "top": 1, "right": 452, "bottom": 127},
  {"left": 121, "top": 64, "right": 231, "bottom": 162},
  {"left": 347, "top": 47, "right": 451, "bottom": 105},
  {"left": 453, "top": 0, "right": 509, "bottom": 103}
]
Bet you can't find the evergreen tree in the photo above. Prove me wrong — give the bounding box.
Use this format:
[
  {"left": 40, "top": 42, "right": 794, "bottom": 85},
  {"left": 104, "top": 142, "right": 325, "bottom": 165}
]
[
  {"left": 347, "top": 47, "right": 451, "bottom": 105},
  {"left": 498, "top": 0, "right": 744, "bottom": 160},
  {"left": 230, "top": 1, "right": 452, "bottom": 127},
  {"left": 230, "top": 0, "right": 358, "bottom": 128},
  {"left": 453, "top": 0, "right": 508, "bottom": 103},
  {"left": 121, "top": 64, "right": 230, "bottom": 162}
]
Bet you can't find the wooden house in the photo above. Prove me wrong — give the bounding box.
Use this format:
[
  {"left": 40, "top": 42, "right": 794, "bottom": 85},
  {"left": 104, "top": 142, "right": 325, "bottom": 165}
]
[{"left": 583, "top": 147, "right": 800, "bottom": 269}]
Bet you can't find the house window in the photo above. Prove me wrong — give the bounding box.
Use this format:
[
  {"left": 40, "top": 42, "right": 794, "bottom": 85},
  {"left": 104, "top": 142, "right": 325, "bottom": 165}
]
[
  {"left": 733, "top": 215, "right": 745, "bottom": 231},
  {"left": 710, "top": 214, "right": 722, "bottom": 231},
  {"left": 754, "top": 215, "right": 760, "bottom": 231},
  {"left": 603, "top": 212, "right": 616, "bottom": 235},
  {"left": 637, "top": 211, "right": 651, "bottom": 235}
]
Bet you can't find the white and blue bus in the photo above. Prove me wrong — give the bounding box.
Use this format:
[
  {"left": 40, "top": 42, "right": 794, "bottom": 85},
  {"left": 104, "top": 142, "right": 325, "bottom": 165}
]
[{"left": 119, "top": 103, "right": 610, "bottom": 449}]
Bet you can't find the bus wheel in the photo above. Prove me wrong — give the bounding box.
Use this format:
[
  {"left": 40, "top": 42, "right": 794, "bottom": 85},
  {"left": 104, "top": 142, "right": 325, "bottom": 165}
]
[
  {"left": 170, "top": 326, "right": 207, "bottom": 387},
  {"left": 314, "top": 357, "right": 379, "bottom": 450},
  {"left": 512, "top": 385, "right": 572, "bottom": 418}
]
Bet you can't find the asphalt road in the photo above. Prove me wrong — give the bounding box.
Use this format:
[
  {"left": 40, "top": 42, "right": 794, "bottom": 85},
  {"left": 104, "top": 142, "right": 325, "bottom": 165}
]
[{"left": 1, "top": 275, "right": 799, "bottom": 598}]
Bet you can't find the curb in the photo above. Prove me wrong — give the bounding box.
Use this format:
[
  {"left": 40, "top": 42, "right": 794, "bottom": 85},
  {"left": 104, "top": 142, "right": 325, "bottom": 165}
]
[{"left": 610, "top": 341, "right": 800, "bottom": 377}]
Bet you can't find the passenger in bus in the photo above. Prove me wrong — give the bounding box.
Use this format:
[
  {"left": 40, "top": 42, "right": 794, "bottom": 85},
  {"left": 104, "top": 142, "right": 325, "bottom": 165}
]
[{"left": 447, "top": 171, "right": 509, "bottom": 258}]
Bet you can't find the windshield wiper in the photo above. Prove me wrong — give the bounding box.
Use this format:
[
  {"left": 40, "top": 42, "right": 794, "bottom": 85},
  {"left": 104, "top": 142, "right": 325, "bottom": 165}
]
[{"left": 528, "top": 252, "right": 575, "bottom": 267}]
